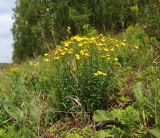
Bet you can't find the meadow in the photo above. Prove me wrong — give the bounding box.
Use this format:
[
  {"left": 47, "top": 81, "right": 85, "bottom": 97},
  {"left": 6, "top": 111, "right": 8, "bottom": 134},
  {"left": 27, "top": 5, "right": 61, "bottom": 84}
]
[{"left": 0, "top": 25, "right": 160, "bottom": 138}]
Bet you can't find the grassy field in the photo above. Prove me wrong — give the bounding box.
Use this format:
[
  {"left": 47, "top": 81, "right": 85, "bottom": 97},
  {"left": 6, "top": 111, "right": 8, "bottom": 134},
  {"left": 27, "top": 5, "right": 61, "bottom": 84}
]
[{"left": 0, "top": 25, "right": 160, "bottom": 138}]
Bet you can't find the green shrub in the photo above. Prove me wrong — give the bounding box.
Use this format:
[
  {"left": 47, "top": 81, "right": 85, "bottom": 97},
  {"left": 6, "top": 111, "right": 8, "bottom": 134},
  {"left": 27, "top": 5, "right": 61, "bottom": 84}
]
[{"left": 44, "top": 34, "right": 127, "bottom": 112}]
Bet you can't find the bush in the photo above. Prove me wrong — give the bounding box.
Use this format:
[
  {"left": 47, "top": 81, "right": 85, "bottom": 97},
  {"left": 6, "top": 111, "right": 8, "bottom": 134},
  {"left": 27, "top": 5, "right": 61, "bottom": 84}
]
[{"left": 44, "top": 34, "right": 127, "bottom": 112}]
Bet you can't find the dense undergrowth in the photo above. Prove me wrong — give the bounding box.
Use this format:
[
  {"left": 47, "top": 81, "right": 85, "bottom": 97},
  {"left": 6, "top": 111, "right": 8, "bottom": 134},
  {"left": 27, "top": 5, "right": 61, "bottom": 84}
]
[{"left": 0, "top": 25, "right": 160, "bottom": 138}]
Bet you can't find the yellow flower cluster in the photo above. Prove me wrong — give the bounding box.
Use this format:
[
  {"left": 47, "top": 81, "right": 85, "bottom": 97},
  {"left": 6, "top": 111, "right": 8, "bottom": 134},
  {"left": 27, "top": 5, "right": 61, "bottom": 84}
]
[
  {"left": 131, "top": 5, "right": 139, "bottom": 13},
  {"left": 94, "top": 71, "right": 107, "bottom": 76},
  {"left": 9, "top": 66, "right": 21, "bottom": 74},
  {"left": 47, "top": 35, "right": 125, "bottom": 61},
  {"left": 44, "top": 53, "right": 49, "bottom": 56},
  {"left": 44, "top": 58, "right": 50, "bottom": 62},
  {"left": 43, "top": 34, "right": 127, "bottom": 77},
  {"left": 44, "top": 53, "right": 50, "bottom": 62}
]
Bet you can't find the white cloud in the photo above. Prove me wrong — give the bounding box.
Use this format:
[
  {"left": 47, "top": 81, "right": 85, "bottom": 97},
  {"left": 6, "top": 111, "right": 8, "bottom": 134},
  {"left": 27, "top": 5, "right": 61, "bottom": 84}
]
[
  {"left": 0, "top": 38, "right": 13, "bottom": 63},
  {"left": 0, "top": 0, "right": 15, "bottom": 63},
  {"left": 0, "top": 0, "right": 15, "bottom": 14},
  {"left": 0, "top": 14, "right": 13, "bottom": 38}
]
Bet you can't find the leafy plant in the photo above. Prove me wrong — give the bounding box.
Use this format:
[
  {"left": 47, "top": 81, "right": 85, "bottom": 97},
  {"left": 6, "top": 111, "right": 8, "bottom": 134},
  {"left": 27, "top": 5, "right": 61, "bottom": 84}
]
[
  {"left": 93, "top": 106, "right": 144, "bottom": 137},
  {"left": 43, "top": 34, "right": 127, "bottom": 112}
]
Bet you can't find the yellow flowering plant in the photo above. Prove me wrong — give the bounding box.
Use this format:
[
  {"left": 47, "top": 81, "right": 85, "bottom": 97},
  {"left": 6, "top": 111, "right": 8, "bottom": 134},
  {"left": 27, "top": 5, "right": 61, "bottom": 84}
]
[{"left": 45, "top": 34, "right": 127, "bottom": 111}]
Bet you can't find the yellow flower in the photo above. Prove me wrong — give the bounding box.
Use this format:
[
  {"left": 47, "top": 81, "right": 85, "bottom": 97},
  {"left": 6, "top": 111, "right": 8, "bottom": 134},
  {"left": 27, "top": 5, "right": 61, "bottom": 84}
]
[
  {"left": 90, "top": 37, "right": 96, "bottom": 42},
  {"left": 94, "top": 73, "right": 99, "bottom": 76},
  {"left": 114, "top": 58, "right": 118, "bottom": 61},
  {"left": 54, "top": 57, "right": 60, "bottom": 60},
  {"left": 107, "top": 57, "right": 111, "bottom": 60},
  {"left": 78, "top": 43, "right": 83, "bottom": 47},
  {"left": 115, "top": 44, "right": 119, "bottom": 47},
  {"left": 135, "top": 45, "right": 139, "bottom": 49},
  {"left": 64, "top": 48, "right": 69, "bottom": 51},
  {"left": 80, "top": 49, "right": 89, "bottom": 57},
  {"left": 44, "top": 59, "right": 50, "bottom": 62},
  {"left": 64, "top": 48, "right": 73, "bottom": 54},
  {"left": 131, "top": 5, "right": 139, "bottom": 13},
  {"left": 101, "top": 38, "right": 105, "bottom": 42},
  {"left": 54, "top": 48, "right": 63, "bottom": 55},
  {"left": 84, "top": 53, "right": 89, "bottom": 57},
  {"left": 98, "top": 47, "right": 103, "bottom": 51},
  {"left": 75, "top": 54, "right": 81, "bottom": 60},
  {"left": 80, "top": 50, "right": 85, "bottom": 56},
  {"left": 104, "top": 48, "right": 109, "bottom": 52},
  {"left": 64, "top": 43, "right": 69, "bottom": 47},
  {"left": 110, "top": 48, "right": 115, "bottom": 51},
  {"left": 9, "top": 67, "right": 20, "bottom": 73},
  {"left": 64, "top": 41, "right": 72, "bottom": 47},
  {"left": 94, "top": 71, "right": 107, "bottom": 76},
  {"left": 97, "top": 43, "right": 103, "bottom": 46},
  {"left": 83, "top": 41, "right": 88, "bottom": 45},
  {"left": 72, "top": 36, "right": 83, "bottom": 42},
  {"left": 61, "top": 52, "right": 66, "bottom": 56},
  {"left": 68, "top": 50, "right": 73, "bottom": 54},
  {"left": 121, "top": 42, "right": 126, "bottom": 46},
  {"left": 44, "top": 53, "right": 49, "bottom": 56}
]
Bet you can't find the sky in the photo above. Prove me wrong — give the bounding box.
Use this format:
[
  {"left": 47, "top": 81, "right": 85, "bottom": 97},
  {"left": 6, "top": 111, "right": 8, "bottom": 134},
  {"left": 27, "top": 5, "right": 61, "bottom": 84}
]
[{"left": 0, "top": 0, "right": 15, "bottom": 63}]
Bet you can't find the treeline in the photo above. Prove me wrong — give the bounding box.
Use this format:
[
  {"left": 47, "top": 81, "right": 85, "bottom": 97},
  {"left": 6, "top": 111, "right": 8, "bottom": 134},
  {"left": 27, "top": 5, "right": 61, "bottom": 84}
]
[{"left": 12, "top": 0, "right": 160, "bottom": 63}]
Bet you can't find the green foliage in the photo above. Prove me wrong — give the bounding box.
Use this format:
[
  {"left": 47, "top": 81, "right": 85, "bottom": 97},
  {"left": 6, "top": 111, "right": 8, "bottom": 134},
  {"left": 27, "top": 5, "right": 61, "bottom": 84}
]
[
  {"left": 148, "top": 126, "right": 160, "bottom": 138},
  {"left": 65, "top": 133, "right": 83, "bottom": 138},
  {"left": 0, "top": 62, "right": 59, "bottom": 137},
  {"left": 138, "top": 0, "right": 160, "bottom": 38},
  {"left": 44, "top": 34, "right": 127, "bottom": 112},
  {"left": 133, "top": 66, "right": 160, "bottom": 125},
  {"left": 82, "top": 24, "right": 97, "bottom": 37},
  {"left": 122, "top": 25, "right": 154, "bottom": 68},
  {"left": 0, "top": 125, "right": 35, "bottom": 138},
  {"left": 93, "top": 106, "right": 149, "bottom": 137},
  {"left": 93, "top": 106, "right": 141, "bottom": 127},
  {"left": 92, "top": 130, "right": 114, "bottom": 138}
]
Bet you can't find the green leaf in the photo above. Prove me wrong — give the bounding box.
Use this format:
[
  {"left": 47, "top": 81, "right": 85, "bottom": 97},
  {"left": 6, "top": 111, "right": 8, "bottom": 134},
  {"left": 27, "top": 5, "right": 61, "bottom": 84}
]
[
  {"left": 149, "top": 127, "right": 160, "bottom": 138},
  {"left": 3, "top": 102, "right": 24, "bottom": 121},
  {"left": 133, "top": 82, "right": 143, "bottom": 102},
  {"left": 93, "top": 110, "right": 111, "bottom": 123}
]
